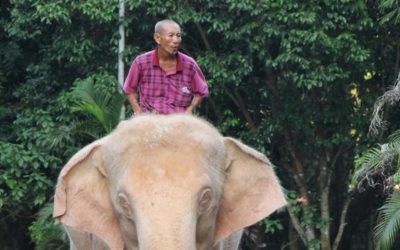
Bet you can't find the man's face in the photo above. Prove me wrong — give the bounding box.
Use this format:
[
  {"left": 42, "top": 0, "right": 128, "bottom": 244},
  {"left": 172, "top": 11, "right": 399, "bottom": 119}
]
[{"left": 155, "top": 23, "right": 182, "bottom": 56}]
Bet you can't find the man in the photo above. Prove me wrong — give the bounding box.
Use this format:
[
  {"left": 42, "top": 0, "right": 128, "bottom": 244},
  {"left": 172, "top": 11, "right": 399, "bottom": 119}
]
[{"left": 123, "top": 19, "right": 209, "bottom": 115}]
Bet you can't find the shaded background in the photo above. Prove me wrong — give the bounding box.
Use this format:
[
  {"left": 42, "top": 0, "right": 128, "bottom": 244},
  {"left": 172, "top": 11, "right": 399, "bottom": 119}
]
[{"left": 1, "top": 0, "right": 400, "bottom": 249}]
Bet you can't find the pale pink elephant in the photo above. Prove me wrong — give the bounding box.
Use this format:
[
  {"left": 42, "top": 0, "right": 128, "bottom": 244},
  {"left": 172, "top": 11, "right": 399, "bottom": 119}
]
[{"left": 53, "top": 114, "right": 286, "bottom": 250}]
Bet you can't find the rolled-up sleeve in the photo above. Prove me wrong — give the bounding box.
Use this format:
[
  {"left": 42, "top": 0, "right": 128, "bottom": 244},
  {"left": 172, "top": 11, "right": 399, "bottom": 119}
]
[
  {"left": 192, "top": 62, "right": 209, "bottom": 97},
  {"left": 123, "top": 60, "right": 140, "bottom": 94}
]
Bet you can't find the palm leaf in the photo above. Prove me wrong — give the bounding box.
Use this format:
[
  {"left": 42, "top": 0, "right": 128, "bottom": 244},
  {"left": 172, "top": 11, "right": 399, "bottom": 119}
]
[
  {"left": 375, "top": 192, "right": 400, "bottom": 250},
  {"left": 101, "top": 91, "right": 126, "bottom": 130},
  {"left": 71, "top": 75, "right": 125, "bottom": 135},
  {"left": 71, "top": 78, "right": 109, "bottom": 131},
  {"left": 69, "top": 120, "right": 105, "bottom": 140},
  {"left": 353, "top": 147, "right": 385, "bottom": 186},
  {"left": 353, "top": 138, "right": 400, "bottom": 187},
  {"left": 388, "top": 129, "right": 400, "bottom": 144},
  {"left": 383, "top": 141, "right": 400, "bottom": 172}
]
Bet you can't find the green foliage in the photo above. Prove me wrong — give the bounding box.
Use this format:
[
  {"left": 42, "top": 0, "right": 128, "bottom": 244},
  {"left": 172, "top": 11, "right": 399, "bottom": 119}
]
[
  {"left": 378, "top": 0, "right": 400, "bottom": 24},
  {"left": 29, "top": 203, "right": 68, "bottom": 250},
  {"left": 353, "top": 133, "right": 400, "bottom": 187},
  {"left": 70, "top": 73, "right": 126, "bottom": 139},
  {"left": 0, "top": 109, "right": 71, "bottom": 249},
  {"left": 353, "top": 146, "right": 386, "bottom": 187},
  {"left": 0, "top": 0, "right": 399, "bottom": 249},
  {"left": 375, "top": 192, "right": 400, "bottom": 250},
  {"left": 1, "top": 0, "right": 121, "bottom": 248},
  {"left": 354, "top": 126, "right": 400, "bottom": 249},
  {"left": 262, "top": 218, "right": 284, "bottom": 234},
  {"left": 0, "top": 112, "right": 62, "bottom": 211}
]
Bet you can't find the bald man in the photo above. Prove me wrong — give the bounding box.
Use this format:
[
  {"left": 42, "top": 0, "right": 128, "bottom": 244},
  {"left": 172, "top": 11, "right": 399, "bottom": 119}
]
[{"left": 123, "top": 19, "right": 209, "bottom": 115}]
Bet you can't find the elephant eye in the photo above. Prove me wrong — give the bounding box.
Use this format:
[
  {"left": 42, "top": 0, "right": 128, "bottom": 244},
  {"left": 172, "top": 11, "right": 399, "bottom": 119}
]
[
  {"left": 198, "top": 188, "right": 212, "bottom": 213},
  {"left": 117, "top": 193, "right": 132, "bottom": 216}
]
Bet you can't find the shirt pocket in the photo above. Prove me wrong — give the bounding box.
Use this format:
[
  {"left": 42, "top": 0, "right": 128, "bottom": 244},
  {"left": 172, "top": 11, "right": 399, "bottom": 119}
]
[{"left": 170, "top": 75, "right": 193, "bottom": 107}]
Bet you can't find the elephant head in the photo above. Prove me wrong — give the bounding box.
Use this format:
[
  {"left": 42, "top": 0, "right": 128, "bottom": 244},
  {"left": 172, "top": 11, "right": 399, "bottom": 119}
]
[{"left": 53, "top": 114, "right": 286, "bottom": 250}]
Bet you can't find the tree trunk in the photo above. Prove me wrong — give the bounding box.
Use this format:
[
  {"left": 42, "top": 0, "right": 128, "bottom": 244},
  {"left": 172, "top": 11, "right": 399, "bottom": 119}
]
[
  {"left": 265, "top": 68, "right": 316, "bottom": 248},
  {"left": 118, "top": 0, "right": 126, "bottom": 120},
  {"left": 289, "top": 221, "right": 300, "bottom": 250},
  {"left": 319, "top": 155, "right": 331, "bottom": 250},
  {"left": 226, "top": 89, "right": 257, "bottom": 131},
  {"left": 332, "top": 196, "right": 351, "bottom": 250}
]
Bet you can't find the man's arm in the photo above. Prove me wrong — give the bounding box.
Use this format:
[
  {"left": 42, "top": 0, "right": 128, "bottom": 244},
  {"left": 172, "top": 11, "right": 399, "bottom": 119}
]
[
  {"left": 185, "top": 95, "right": 203, "bottom": 114},
  {"left": 127, "top": 93, "right": 142, "bottom": 114},
  {"left": 123, "top": 59, "right": 142, "bottom": 114},
  {"left": 187, "top": 59, "right": 208, "bottom": 114}
]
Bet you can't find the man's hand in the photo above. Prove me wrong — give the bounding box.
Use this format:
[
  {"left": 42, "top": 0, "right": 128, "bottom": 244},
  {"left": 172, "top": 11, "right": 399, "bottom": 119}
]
[
  {"left": 185, "top": 105, "right": 194, "bottom": 114},
  {"left": 127, "top": 93, "right": 142, "bottom": 115},
  {"left": 185, "top": 95, "right": 202, "bottom": 114}
]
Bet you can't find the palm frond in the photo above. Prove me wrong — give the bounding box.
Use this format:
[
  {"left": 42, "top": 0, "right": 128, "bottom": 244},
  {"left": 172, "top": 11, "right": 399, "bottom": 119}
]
[
  {"left": 378, "top": 0, "right": 397, "bottom": 10},
  {"left": 379, "top": 9, "right": 400, "bottom": 25},
  {"left": 353, "top": 147, "right": 385, "bottom": 186},
  {"left": 104, "top": 93, "right": 126, "bottom": 127},
  {"left": 353, "top": 139, "right": 400, "bottom": 188},
  {"left": 71, "top": 75, "right": 126, "bottom": 134},
  {"left": 375, "top": 192, "right": 400, "bottom": 250},
  {"left": 70, "top": 120, "right": 106, "bottom": 140},
  {"left": 388, "top": 129, "right": 400, "bottom": 144},
  {"left": 369, "top": 72, "right": 400, "bottom": 136},
  {"left": 71, "top": 78, "right": 109, "bottom": 130},
  {"left": 382, "top": 141, "right": 400, "bottom": 173},
  {"left": 72, "top": 100, "right": 109, "bottom": 131}
]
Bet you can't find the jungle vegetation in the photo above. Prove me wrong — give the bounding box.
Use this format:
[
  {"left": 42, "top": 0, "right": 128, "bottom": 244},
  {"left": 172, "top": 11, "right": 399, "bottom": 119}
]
[{"left": 1, "top": 0, "right": 400, "bottom": 249}]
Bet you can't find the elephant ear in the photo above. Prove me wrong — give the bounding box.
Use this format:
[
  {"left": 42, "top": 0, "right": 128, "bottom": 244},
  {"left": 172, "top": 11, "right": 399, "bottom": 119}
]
[
  {"left": 214, "top": 137, "right": 287, "bottom": 243},
  {"left": 53, "top": 138, "right": 124, "bottom": 250}
]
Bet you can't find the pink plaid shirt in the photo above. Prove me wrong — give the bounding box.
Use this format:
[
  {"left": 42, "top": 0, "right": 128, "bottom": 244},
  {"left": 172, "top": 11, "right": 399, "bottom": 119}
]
[{"left": 123, "top": 49, "right": 208, "bottom": 114}]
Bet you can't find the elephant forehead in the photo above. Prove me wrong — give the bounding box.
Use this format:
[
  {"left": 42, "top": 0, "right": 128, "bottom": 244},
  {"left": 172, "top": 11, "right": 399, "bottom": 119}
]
[
  {"left": 138, "top": 122, "right": 173, "bottom": 144},
  {"left": 111, "top": 125, "right": 224, "bottom": 162},
  {"left": 114, "top": 114, "right": 222, "bottom": 147},
  {"left": 109, "top": 114, "right": 226, "bottom": 187},
  {"left": 133, "top": 151, "right": 208, "bottom": 179},
  {"left": 121, "top": 156, "right": 213, "bottom": 195}
]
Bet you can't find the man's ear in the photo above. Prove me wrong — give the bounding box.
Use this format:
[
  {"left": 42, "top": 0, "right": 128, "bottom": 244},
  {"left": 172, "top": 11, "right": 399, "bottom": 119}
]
[
  {"left": 214, "top": 137, "right": 287, "bottom": 244},
  {"left": 153, "top": 32, "right": 161, "bottom": 45}
]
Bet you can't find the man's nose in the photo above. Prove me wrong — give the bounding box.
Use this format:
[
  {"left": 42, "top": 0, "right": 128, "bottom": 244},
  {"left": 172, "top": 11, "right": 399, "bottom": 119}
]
[{"left": 173, "top": 36, "right": 180, "bottom": 43}]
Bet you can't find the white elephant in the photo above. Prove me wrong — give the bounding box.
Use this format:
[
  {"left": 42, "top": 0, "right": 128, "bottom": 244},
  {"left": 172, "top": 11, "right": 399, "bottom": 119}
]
[{"left": 53, "top": 114, "right": 286, "bottom": 250}]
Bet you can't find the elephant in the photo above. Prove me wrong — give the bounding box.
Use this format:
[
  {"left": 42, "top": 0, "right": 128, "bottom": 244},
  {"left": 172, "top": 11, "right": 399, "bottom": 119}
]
[{"left": 53, "top": 114, "right": 286, "bottom": 250}]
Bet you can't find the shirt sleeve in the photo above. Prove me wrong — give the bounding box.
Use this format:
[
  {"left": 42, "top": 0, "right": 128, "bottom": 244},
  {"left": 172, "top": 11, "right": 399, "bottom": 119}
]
[
  {"left": 192, "top": 62, "right": 209, "bottom": 97},
  {"left": 123, "top": 60, "right": 140, "bottom": 94}
]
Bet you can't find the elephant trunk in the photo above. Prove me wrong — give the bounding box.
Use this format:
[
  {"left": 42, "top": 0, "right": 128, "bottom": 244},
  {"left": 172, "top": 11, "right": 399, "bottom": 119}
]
[
  {"left": 139, "top": 234, "right": 195, "bottom": 250},
  {"left": 136, "top": 210, "right": 197, "bottom": 250}
]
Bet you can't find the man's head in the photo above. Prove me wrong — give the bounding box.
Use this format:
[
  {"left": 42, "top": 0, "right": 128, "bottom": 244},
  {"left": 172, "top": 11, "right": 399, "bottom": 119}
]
[{"left": 154, "top": 19, "right": 182, "bottom": 56}]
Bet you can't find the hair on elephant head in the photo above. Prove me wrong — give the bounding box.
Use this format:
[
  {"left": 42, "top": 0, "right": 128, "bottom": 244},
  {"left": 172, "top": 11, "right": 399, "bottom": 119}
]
[{"left": 53, "top": 114, "right": 286, "bottom": 250}]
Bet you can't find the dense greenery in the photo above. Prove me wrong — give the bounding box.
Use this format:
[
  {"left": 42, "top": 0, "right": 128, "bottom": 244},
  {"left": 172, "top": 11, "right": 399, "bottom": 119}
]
[
  {"left": 1, "top": 0, "right": 400, "bottom": 249},
  {"left": 353, "top": 75, "right": 400, "bottom": 250}
]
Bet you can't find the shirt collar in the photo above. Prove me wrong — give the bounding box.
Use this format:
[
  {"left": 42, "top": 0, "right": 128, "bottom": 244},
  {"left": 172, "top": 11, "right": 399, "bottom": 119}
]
[{"left": 152, "top": 48, "right": 183, "bottom": 72}]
